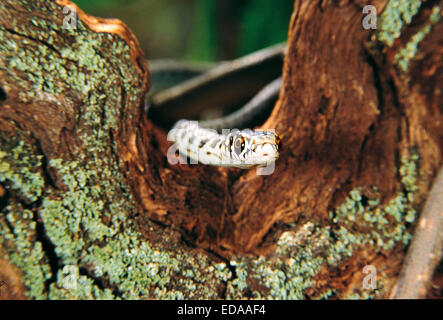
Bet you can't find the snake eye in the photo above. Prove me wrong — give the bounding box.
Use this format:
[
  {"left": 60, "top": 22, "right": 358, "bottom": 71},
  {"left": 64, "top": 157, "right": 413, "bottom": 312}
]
[{"left": 233, "top": 136, "right": 245, "bottom": 156}]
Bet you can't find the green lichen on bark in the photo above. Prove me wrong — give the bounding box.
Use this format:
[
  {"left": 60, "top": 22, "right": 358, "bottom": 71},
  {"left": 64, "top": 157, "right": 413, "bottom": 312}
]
[
  {"left": 41, "top": 156, "right": 231, "bottom": 299},
  {"left": 226, "top": 152, "right": 420, "bottom": 299},
  {"left": 0, "top": 1, "right": 138, "bottom": 126},
  {"left": 0, "top": 131, "right": 51, "bottom": 299},
  {"left": 393, "top": 5, "right": 442, "bottom": 71},
  {"left": 0, "top": 105, "right": 423, "bottom": 299},
  {"left": 0, "top": 146, "right": 231, "bottom": 299},
  {"left": 0, "top": 0, "right": 427, "bottom": 300},
  {"left": 376, "top": 0, "right": 422, "bottom": 46},
  {"left": 375, "top": 0, "right": 442, "bottom": 72},
  {"left": 1, "top": 0, "right": 231, "bottom": 299},
  {"left": 0, "top": 133, "right": 44, "bottom": 203},
  {"left": 1, "top": 203, "right": 51, "bottom": 299}
]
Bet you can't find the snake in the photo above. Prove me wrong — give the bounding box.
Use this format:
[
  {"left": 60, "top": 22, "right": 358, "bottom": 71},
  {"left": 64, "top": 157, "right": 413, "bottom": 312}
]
[
  {"left": 147, "top": 43, "right": 285, "bottom": 169},
  {"left": 167, "top": 119, "right": 280, "bottom": 169}
]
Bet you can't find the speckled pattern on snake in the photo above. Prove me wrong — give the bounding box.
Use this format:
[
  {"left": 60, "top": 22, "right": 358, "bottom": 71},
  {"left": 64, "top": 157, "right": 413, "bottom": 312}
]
[{"left": 168, "top": 119, "right": 280, "bottom": 169}]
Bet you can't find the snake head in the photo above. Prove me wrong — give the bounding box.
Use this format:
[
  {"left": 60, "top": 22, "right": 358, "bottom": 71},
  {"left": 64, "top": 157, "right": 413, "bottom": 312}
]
[{"left": 226, "top": 129, "right": 280, "bottom": 168}]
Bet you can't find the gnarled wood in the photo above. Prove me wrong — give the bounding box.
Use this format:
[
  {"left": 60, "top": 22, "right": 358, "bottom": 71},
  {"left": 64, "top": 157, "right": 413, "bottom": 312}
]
[{"left": 0, "top": 0, "right": 441, "bottom": 299}]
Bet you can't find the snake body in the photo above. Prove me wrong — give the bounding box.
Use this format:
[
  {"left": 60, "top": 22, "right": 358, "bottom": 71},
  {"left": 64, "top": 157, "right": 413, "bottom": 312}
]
[
  {"left": 148, "top": 44, "right": 285, "bottom": 169},
  {"left": 168, "top": 120, "right": 280, "bottom": 169},
  {"left": 148, "top": 43, "right": 285, "bottom": 129}
]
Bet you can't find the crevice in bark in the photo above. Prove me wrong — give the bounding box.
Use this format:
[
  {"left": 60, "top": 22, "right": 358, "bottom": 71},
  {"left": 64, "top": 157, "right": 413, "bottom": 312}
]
[
  {"left": 1, "top": 197, "right": 14, "bottom": 237},
  {"left": 78, "top": 265, "right": 124, "bottom": 299},
  {"left": 34, "top": 209, "right": 59, "bottom": 292},
  {"left": 3, "top": 27, "right": 62, "bottom": 58},
  {"left": 0, "top": 86, "right": 6, "bottom": 103},
  {"left": 394, "top": 0, "right": 441, "bottom": 49}
]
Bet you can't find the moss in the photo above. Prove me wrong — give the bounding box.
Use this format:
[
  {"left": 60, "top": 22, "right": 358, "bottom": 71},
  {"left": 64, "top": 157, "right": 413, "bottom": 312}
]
[
  {"left": 394, "top": 5, "right": 441, "bottom": 71},
  {"left": 377, "top": 0, "right": 422, "bottom": 46}
]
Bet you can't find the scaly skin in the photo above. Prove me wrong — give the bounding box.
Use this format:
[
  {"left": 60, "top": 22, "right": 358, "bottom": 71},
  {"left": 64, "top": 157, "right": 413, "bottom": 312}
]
[{"left": 168, "top": 120, "right": 280, "bottom": 169}]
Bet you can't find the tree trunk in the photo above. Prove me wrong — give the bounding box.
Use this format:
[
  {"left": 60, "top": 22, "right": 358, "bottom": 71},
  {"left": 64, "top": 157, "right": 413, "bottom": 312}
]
[{"left": 0, "top": 0, "right": 441, "bottom": 299}]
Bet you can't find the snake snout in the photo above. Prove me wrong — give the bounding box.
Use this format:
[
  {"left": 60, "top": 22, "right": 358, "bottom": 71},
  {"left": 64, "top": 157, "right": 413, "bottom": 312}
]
[{"left": 260, "top": 143, "right": 279, "bottom": 160}]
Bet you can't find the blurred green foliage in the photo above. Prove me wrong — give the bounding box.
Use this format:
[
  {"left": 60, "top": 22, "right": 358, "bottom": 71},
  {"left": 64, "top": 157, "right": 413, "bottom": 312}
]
[{"left": 74, "top": 0, "right": 293, "bottom": 61}]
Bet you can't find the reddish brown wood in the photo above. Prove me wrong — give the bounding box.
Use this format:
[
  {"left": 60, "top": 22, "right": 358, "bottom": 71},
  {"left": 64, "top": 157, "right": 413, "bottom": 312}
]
[
  {"left": 135, "top": 0, "right": 443, "bottom": 256},
  {"left": 1, "top": 0, "right": 442, "bottom": 298}
]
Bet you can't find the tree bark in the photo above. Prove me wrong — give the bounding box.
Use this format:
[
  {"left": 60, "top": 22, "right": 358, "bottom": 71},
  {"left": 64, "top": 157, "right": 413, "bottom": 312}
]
[{"left": 0, "top": 0, "right": 441, "bottom": 299}]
